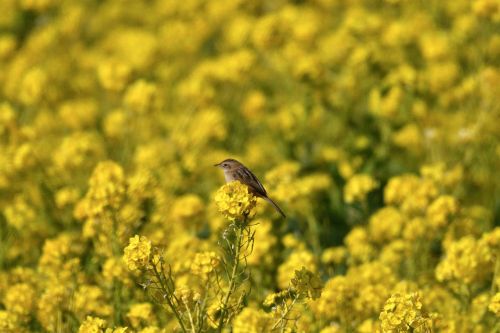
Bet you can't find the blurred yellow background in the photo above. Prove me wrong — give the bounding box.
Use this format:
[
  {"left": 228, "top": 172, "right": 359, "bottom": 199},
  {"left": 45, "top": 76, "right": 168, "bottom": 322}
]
[{"left": 0, "top": 0, "right": 499, "bottom": 332}]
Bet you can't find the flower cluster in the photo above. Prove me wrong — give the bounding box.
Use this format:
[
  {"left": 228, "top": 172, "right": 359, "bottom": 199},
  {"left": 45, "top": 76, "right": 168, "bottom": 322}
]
[
  {"left": 379, "top": 293, "right": 431, "bottom": 332},
  {"left": 190, "top": 251, "right": 220, "bottom": 280},
  {"left": 214, "top": 181, "right": 257, "bottom": 221},
  {"left": 123, "top": 235, "right": 152, "bottom": 271},
  {"left": 291, "top": 267, "right": 323, "bottom": 300},
  {"left": 344, "top": 174, "right": 378, "bottom": 204}
]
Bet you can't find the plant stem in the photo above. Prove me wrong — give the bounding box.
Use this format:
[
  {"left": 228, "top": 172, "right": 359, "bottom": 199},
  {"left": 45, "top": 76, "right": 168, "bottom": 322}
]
[
  {"left": 152, "top": 266, "right": 188, "bottom": 333},
  {"left": 196, "top": 284, "right": 209, "bottom": 333},
  {"left": 272, "top": 294, "right": 298, "bottom": 332},
  {"left": 182, "top": 298, "right": 196, "bottom": 333},
  {"left": 113, "top": 279, "right": 123, "bottom": 326},
  {"left": 217, "top": 221, "right": 245, "bottom": 332},
  {"left": 491, "top": 249, "right": 500, "bottom": 295}
]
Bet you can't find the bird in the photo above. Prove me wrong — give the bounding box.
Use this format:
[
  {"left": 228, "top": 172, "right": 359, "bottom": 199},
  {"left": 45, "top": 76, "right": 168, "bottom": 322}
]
[{"left": 214, "top": 158, "right": 286, "bottom": 218}]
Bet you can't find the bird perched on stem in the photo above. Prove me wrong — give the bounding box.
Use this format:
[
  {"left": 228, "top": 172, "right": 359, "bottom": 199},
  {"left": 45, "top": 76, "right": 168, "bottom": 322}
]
[{"left": 214, "top": 158, "right": 286, "bottom": 218}]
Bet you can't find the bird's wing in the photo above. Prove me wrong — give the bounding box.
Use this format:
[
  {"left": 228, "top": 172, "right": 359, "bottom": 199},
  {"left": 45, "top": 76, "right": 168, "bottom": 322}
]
[{"left": 236, "top": 167, "right": 267, "bottom": 196}]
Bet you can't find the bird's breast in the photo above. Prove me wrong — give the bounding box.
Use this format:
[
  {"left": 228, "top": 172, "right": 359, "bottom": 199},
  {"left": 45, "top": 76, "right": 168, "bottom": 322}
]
[{"left": 224, "top": 171, "right": 237, "bottom": 183}]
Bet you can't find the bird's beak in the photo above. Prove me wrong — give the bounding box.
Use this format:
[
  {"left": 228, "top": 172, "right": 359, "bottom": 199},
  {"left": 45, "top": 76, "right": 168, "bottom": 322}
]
[{"left": 213, "top": 163, "right": 220, "bottom": 167}]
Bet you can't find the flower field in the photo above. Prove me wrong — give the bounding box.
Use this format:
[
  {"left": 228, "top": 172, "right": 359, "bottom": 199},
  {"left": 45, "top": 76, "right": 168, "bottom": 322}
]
[{"left": 0, "top": 0, "right": 499, "bottom": 332}]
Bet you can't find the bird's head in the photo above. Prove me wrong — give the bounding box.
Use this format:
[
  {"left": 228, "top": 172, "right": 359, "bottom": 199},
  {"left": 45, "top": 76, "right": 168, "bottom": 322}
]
[{"left": 214, "top": 159, "right": 242, "bottom": 171}]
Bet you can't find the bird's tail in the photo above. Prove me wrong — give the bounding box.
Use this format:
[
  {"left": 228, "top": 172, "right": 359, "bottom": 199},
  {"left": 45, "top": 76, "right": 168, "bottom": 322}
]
[{"left": 263, "top": 196, "right": 286, "bottom": 218}]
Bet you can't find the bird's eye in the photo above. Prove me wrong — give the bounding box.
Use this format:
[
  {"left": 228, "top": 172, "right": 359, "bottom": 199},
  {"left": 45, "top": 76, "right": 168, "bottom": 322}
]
[{"left": 223, "top": 163, "right": 228, "bottom": 167}]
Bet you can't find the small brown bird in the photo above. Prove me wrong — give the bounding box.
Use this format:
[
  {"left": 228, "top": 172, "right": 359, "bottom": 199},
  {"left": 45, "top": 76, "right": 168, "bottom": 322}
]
[{"left": 214, "top": 158, "right": 286, "bottom": 218}]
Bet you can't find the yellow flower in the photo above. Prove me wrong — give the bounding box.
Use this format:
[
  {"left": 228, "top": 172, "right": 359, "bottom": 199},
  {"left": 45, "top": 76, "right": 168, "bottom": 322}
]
[
  {"left": 123, "top": 235, "right": 152, "bottom": 271},
  {"left": 127, "top": 303, "right": 155, "bottom": 328},
  {"left": 345, "top": 227, "right": 375, "bottom": 264},
  {"left": 58, "top": 99, "right": 98, "bottom": 130},
  {"left": 384, "top": 174, "right": 420, "bottom": 206},
  {"left": 138, "top": 327, "right": 163, "bottom": 333},
  {"left": 291, "top": 266, "right": 323, "bottom": 300},
  {"left": 393, "top": 124, "right": 422, "bottom": 151},
  {"left": 3, "top": 196, "right": 37, "bottom": 230},
  {"left": 52, "top": 132, "right": 105, "bottom": 172},
  {"left": 379, "top": 292, "right": 431, "bottom": 332},
  {"left": 20, "top": 0, "right": 56, "bottom": 11},
  {"left": 19, "top": 67, "right": 47, "bottom": 106},
  {"left": 313, "top": 275, "right": 356, "bottom": 320},
  {"left": 103, "top": 109, "right": 128, "bottom": 139},
  {"left": 36, "top": 285, "right": 68, "bottom": 331},
  {"left": 435, "top": 236, "right": 493, "bottom": 286},
  {"left": 12, "top": 143, "right": 37, "bottom": 171},
  {"left": 277, "top": 249, "right": 317, "bottom": 289},
  {"left": 0, "top": 35, "right": 16, "bottom": 60},
  {"left": 369, "top": 207, "right": 404, "bottom": 243},
  {"left": 380, "top": 240, "right": 408, "bottom": 269},
  {"left": 123, "top": 80, "right": 158, "bottom": 114},
  {"left": 4, "top": 283, "right": 36, "bottom": 316},
  {"left": 190, "top": 251, "right": 219, "bottom": 280},
  {"left": 127, "top": 168, "right": 157, "bottom": 201},
  {"left": 38, "top": 233, "right": 81, "bottom": 280},
  {"left": 426, "top": 195, "right": 458, "bottom": 229},
  {"left": 344, "top": 174, "right": 378, "bottom": 204},
  {"left": 171, "top": 194, "right": 205, "bottom": 222},
  {"left": 489, "top": 292, "right": 500, "bottom": 316},
  {"left": 241, "top": 90, "right": 266, "bottom": 121},
  {"left": 0, "top": 102, "right": 16, "bottom": 136},
  {"left": 105, "top": 328, "right": 128, "bottom": 333},
  {"left": 102, "top": 257, "right": 130, "bottom": 285},
  {"left": 78, "top": 316, "right": 107, "bottom": 333},
  {"left": 79, "top": 161, "right": 127, "bottom": 218},
  {"left": 73, "top": 285, "right": 112, "bottom": 319},
  {"left": 472, "top": 0, "right": 500, "bottom": 19},
  {"left": 214, "top": 181, "right": 257, "bottom": 221},
  {"left": 0, "top": 311, "right": 19, "bottom": 332},
  {"left": 233, "top": 307, "right": 273, "bottom": 333},
  {"left": 321, "top": 246, "right": 347, "bottom": 265},
  {"left": 97, "top": 59, "right": 131, "bottom": 92},
  {"left": 402, "top": 218, "right": 427, "bottom": 241},
  {"left": 55, "top": 186, "right": 81, "bottom": 208},
  {"left": 369, "top": 85, "right": 404, "bottom": 118}
]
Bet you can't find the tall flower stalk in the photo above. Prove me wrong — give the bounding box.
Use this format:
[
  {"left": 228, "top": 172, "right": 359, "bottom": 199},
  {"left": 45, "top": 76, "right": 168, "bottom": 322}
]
[
  {"left": 214, "top": 181, "right": 257, "bottom": 331},
  {"left": 123, "top": 181, "right": 258, "bottom": 332},
  {"left": 216, "top": 215, "right": 255, "bottom": 331}
]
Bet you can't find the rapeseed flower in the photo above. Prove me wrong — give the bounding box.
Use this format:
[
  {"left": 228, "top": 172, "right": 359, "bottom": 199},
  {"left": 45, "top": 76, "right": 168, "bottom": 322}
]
[
  {"left": 291, "top": 266, "right": 323, "bottom": 300},
  {"left": 214, "top": 181, "right": 257, "bottom": 221},
  {"left": 127, "top": 303, "right": 156, "bottom": 328},
  {"left": 0, "top": 0, "right": 498, "bottom": 331},
  {"left": 0, "top": 311, "right": 19, "bottom": 332},
  {"left": 379, "top": 292, "right": 432, "bottom": 332},
  {"left": 344, "top": 174, "right": 378, "bottom": 204},
  {"left": 123, "top": 235, "right": 152, "bottom": 271},
  {"left": 232, "top": 308, "right": 273, "bottom": 333},
  {"left": 78, "top": 316, "right": 107, "bottom": 333},
  {"left": 489, "top": 293, "right": 500, "bottom": 316},
  {"left": 190, "top": 251, "right": 219, "bottom": 280}
]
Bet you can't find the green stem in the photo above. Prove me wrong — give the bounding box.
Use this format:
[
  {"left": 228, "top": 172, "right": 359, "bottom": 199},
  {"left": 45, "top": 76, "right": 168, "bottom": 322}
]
[
  {"left": 110, "top": 214, "right": 121, "bottom": 257},
  {"left": 113, "top": 279, "right": 123, "bottom": 326},
  {"left": 306, "top": 215, "right": 321, "bottom": 258},
  {"left": 217, "top": 221, "right": 245, "bottom": 332},
  {"left": 491, "top": 249, "right": 500, "bottom": 295},
  {"left": 272, "top": 293, "right": 298, "bottom": 332},
  {"left": 196, "top": 281, "right": 210, "bottom": 333},
  {"left": 182, "top": 298, "right": 196, "bottom": 333},
  {"left": 152, "top": 266, "right": 188, "bottom": 333}
]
